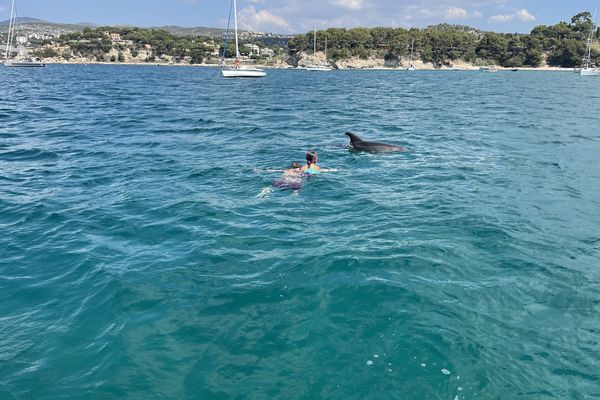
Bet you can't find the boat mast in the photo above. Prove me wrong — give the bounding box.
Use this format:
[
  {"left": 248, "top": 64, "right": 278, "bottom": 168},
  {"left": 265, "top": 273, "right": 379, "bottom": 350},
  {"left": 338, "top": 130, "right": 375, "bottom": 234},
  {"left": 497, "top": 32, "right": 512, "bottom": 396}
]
[
  {"left": 584, "top": 9, "right": 598, "bottom": 69},
  {"left": 325, "top": 37, "right": 327, "bottom": 59},
  {"left": 409, "top": 38, "right": 414, "bottom": 64},
  {"left": 5, "top": 0, "right": 16, "bottom": 59},
  {"left": 585, "top": 28, "right": 592, "bottom": 68},
  {"left": 314, "top": 26, "right": 317, "bottom": 54},
  {"left": 233, "top": 0, "right": 239, "bottom": 58}
]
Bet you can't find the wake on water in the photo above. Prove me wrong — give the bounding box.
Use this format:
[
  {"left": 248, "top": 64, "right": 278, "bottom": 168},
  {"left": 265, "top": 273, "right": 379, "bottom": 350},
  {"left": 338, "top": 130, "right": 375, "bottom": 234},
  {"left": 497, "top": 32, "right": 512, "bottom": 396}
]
[{"left": 256, "top": 174, "right": 307, "bottom": 197}]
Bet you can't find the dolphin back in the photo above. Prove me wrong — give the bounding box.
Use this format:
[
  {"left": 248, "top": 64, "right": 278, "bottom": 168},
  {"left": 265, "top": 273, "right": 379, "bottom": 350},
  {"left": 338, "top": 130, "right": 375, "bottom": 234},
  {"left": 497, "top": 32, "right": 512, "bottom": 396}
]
[
  {"left": 345, "top": 131, "right": 405, "bottom": 153},
  {"left": 345, "top": 131, "right": 363, "bottom": 144}
]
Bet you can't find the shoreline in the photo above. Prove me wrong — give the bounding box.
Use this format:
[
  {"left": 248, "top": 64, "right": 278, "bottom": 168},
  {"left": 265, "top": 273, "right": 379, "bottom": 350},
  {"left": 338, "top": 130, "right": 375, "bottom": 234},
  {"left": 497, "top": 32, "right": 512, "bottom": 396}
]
[{"left": 38, "top": 61, "right": 576, "bottom": 72}]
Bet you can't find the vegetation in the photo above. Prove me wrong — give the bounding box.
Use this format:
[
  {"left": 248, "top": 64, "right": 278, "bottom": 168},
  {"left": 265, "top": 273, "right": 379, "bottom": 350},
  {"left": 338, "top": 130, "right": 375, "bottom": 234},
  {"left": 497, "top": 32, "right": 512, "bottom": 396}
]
[
  {"left": 36, "top": 26, "right": 279, "bottom": 64},
  {"left": 26, "top": 11, "right": 599, "bottom": 68},
  {"left": 55, "top": 27, "right": 217, "bottom": 63},
  {"left": 289, "top": 12, "right": 599, "bottom": 67},
  {"left": 33, "top": 47, "right": 59, "bottom": 58}
]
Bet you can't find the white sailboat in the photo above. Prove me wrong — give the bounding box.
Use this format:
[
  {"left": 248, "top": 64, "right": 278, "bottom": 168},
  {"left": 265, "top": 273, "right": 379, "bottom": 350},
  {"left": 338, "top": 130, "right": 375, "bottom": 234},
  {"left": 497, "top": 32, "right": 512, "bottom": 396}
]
[
  {"left": 306, "top": 27, "right": 332, "bottom": 71},
  {"left": 406, "top": 38, "right": 416, "bottom": 70},
  {"left": 579, "top": 12, "right": 599, "bottom": 76},
  {"left": 479, "top": 66, "right": 498, "bottom": 72},
  {"left": 221, "top": 0, "right": 265, "bottom": 78},
  {"left": 4, "top": 0, "right": 45, "bottom": 67}
]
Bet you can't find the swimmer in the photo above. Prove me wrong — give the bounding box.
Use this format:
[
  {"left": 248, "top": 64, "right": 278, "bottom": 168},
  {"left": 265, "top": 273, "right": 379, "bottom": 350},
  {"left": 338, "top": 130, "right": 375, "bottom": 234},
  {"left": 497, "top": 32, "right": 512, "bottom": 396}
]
[
  {"left": 273, "top": 162, "right": 303, "bottom": 190},
  {"left": 284, "top": 162, "right": 302, "bottom": 176},
  {"left": 300, "top": 151, "right": 321, "bottom": 175}
]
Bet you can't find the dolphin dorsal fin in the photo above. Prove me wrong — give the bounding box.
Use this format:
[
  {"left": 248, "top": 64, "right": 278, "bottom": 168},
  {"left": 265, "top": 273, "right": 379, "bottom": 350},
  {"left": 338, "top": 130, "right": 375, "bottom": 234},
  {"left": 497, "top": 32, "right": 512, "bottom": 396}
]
[{"left": 345, "top": 131, "right": 363, "bottom": 143}]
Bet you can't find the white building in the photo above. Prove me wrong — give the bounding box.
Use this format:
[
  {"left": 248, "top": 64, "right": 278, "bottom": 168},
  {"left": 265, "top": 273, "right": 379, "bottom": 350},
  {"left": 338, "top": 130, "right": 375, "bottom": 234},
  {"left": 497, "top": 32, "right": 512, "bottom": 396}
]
[
  {"left": 262, "top": 48, "right": 275, "bottom": 57},
  {"left": 28, "top": 33, "right": 53, "bottom": 40},
  {"left": 109, "top": 33, "right": 122, "bottom": 43},
  {"left": 246, "top": 44, "right": 260, "bottom": 55}
]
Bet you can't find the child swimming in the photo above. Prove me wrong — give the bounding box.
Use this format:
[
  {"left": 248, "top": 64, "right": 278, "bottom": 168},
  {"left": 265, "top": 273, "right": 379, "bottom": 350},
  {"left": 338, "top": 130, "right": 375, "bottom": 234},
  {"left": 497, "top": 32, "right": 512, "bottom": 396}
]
[
  {"left": 300, "top": 152, "right": 320, "bottom": 175},
  {"left": 273, "top": 162, "right": 303, "bottom": 190},
  {"left": 284, "top": 162, "right": 302, "bottom": 176},
  {"left": 268, "top": 153, "right": 335, "bottom": 191}
]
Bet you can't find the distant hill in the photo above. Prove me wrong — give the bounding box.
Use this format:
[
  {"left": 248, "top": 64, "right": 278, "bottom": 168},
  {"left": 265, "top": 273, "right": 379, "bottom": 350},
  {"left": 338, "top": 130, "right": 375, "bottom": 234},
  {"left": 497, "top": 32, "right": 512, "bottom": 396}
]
[
  {"left": 0, "top": 18, "right": 94, "bottom": 32},
  {"left": 0, "top": 17, "right": 48, "bottom": 25},
  {"left": 0, "top": 17, "right": 291, "bottom": 48},
  {"left": 152, "top": 25, "right": 231, "bottom": 38}
]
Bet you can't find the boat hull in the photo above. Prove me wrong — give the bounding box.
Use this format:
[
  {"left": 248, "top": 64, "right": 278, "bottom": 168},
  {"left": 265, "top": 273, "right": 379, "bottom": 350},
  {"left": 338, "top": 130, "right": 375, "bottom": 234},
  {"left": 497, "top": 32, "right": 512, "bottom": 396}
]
[
  {"left": 305, "top": 66, "right": 332, "bottom": 71},
  {"left": 4, "top": 61, "right": 46, "bottom": 67},
  {"left": 579, "top": 68, "right": 599, "bottom": 76},
  {"left": 221, "top": 68, "right": 266, "bottom": 78}
]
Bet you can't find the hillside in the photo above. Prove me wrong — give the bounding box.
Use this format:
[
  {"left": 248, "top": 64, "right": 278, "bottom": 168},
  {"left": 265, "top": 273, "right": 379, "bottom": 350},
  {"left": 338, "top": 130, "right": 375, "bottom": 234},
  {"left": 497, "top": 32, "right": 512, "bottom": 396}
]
[
  {"left": 289, "top": 11, "right": 599, "bottom": 69},
  {"left": 1, "top": 13, "right": 597, "bottom": 69}
]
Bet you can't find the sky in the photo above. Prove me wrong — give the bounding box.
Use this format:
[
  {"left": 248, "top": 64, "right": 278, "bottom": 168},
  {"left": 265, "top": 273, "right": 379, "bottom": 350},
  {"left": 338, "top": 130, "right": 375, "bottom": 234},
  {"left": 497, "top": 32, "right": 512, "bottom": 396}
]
[{"left": 0, "top": 0, "right": 596, "bottom": 34}]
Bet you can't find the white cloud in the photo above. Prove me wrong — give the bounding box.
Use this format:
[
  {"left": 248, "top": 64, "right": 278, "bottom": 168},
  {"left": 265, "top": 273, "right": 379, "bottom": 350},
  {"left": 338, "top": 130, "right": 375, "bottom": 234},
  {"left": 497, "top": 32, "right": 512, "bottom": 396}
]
[
  {"left": 238, "top": 6, "right": 290, "bottom": 31},
  {"left": 216, "top": 1, "right": 538, "bottom": 33},
  {"left": 332, "top": 0, "right": 364, "bottom": 10},
  {"left": 489, "top": 8, "right": 535, "bottom": 23},
  {"left": 515, "top": 8, "right": 535, "bottom": 22},
  {"left": 401, "top": 5, "right": 481, "bottom": 23},
  {"left": 489, "top": 13, "right": 513, "bottom": 22},
  {"left": 444, "top": 7, "right": 469, "bottom": 20}
]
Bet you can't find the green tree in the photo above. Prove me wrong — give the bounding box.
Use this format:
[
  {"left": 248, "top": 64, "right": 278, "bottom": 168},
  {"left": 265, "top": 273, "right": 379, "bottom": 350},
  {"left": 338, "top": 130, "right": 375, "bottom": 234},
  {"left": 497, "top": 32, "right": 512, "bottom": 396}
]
[
  {"left": 219, "top": 43, "right": 237, "bottom": 58},
  {"left": 570, "top": 12, "right": 593, "bottom": 33},
  {"left": 33, "top": 48, "right": 58, "bottom": 58},
  {"left": 476, "top": 32, "right": 508, "bottom": 64}
]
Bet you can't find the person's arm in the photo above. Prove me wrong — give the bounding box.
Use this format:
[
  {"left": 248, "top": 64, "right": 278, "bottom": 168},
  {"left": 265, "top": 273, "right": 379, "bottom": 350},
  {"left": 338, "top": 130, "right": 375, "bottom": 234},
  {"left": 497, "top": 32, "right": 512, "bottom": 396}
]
[{"left": 254, "top": 168, "right": 285, "bottom": 173}]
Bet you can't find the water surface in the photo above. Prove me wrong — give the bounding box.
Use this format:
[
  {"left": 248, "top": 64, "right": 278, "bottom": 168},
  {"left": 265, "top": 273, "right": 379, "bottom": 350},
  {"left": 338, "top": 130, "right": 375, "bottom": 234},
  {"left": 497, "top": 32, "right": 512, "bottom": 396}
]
[{"left": 1, "top": 65, "right": 599, "bottom": 399}]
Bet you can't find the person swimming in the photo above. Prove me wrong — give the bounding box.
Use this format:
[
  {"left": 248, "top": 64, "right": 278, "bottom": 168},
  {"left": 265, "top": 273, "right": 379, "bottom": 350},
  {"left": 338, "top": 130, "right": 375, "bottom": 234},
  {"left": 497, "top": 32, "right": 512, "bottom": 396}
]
[
  {"left": 269, "top": 153, "right": 331, "bottom": 191},
  {"left": 272, "top": 162, "right": 303, "bottom": 190},
  {"left": 300, "top": 151, "right": 320, "bottom": 175},
  {"left": 284, "top": 162, "right": 302, "bottom": 176}
]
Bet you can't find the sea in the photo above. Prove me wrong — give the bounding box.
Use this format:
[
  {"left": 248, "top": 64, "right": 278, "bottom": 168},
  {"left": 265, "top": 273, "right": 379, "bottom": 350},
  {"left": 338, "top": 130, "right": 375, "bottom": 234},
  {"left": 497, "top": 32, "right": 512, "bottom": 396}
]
[{"left": 1, "top": 65, "right": 599, "bottom": 400}]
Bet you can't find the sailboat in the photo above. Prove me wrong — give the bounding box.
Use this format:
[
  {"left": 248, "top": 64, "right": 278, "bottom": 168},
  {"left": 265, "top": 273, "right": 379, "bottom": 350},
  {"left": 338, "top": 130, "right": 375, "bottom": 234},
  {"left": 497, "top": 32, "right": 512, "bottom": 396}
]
[
  {"left": 406, "top": 38, "right": 416, "bottom": 70},
  {"left": 306, "top": 27, "right": 332, "bottom": 71},
  {"left": 579, "top": 12, "right": 599, "bottom": 76},
  {"left": 221, "top": 0, "right": 265, "bottom": 78},
  {"left": 4, "top": 0, "right": 45, "bottom": 67}
]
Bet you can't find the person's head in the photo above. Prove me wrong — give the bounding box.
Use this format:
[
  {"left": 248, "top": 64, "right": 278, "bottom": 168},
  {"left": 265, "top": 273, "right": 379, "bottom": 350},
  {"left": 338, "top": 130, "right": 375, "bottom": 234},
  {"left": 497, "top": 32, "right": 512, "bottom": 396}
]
[
  {"left": 306, "top": 151, "right": 318, "bottom": 165},
  {"left": 290, "top": 162, "right": 301, "bottom": 169}
]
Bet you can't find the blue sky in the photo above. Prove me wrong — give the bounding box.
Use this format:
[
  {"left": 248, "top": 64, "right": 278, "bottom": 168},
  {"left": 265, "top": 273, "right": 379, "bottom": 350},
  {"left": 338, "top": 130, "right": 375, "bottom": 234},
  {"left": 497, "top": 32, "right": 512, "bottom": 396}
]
[{"left": 0, "top": 1, "right": 596, "bottom": 34}]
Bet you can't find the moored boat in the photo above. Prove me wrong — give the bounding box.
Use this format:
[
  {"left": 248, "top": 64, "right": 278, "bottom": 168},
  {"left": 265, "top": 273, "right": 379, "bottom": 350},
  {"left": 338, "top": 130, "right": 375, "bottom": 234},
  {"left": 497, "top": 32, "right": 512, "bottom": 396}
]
[
  {"left": 406, "top": 38, "right": 416, "bottom": 70},
  {"left": 305, "top": 27, "right": 332, "bottom": 71},
  {"left": 4, "top": 0, "right": 46, "bottom": 68},
  {"left": 479, "top": 66, "right": 498, "bottom": 72},
  {"left": 220, "top": 0, "right": 265, "bottom": 78},
  {"left": 579, "top": 11, "right": 599, "bottom": 76}
]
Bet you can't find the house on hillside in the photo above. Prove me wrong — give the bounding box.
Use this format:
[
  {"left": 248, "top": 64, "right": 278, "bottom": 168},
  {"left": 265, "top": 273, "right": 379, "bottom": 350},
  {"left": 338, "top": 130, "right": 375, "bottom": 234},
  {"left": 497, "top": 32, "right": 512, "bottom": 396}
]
[
  {"left": 246, "top": 44, "right": 260, "bottom": 55},
  {"left": 109, "top": 33, "right": 122, "bottom": 43}
]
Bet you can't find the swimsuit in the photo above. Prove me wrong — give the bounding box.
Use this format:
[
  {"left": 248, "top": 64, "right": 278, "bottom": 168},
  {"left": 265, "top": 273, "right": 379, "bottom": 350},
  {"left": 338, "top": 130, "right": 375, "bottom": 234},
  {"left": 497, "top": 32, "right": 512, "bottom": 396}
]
[{"left": 301, "top": 164, "right": 320, "bottom": 175}]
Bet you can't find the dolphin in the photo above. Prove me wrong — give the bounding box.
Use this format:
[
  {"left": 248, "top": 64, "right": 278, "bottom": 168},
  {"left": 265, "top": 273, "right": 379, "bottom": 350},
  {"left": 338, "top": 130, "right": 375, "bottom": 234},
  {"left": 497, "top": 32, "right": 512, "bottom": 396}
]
[{"left": 345, "top": 132, "right": 405, "bottom": 153}]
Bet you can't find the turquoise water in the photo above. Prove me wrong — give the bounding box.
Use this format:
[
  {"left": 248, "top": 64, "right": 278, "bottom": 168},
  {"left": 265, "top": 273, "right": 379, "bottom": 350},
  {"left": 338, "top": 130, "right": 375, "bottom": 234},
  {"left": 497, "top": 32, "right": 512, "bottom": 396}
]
[{"left": 1, "top": 65, "right": 600, "bottom": 399}]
